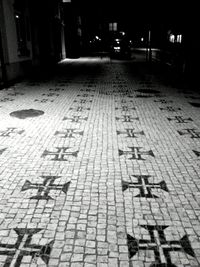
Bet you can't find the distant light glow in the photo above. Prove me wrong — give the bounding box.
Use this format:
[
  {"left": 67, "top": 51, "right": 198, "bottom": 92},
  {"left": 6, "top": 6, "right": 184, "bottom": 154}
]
[
  {"left": 141, "top": 37, "right": 144, "bottom": 42},
  {"left": 113, "top": 23, "right": 117, "bottom": 31},
  {"left": 62, "top": 0, "right": 71, "bottom": 2},
  {"left": 109, "top": 22, "right": 117, "bottom": 31},
  {"left": 169, "top": 34, "right": 175, "bottom": 43},
  {"left": 177, "top": 34, "right": 182, "bottom": 43},
  {"left": 15, "top": 15, "right": 19, "bottom": 19}
]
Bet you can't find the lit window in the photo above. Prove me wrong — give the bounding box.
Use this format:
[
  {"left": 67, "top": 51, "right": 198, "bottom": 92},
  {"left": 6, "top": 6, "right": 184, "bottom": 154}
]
[
  {"left": 177, "top": 34, "right": 182, "bottom": 43},
  {"left": 169, "top": 34, "right": 175, "bottom": 43},
  {"left": 109, "top": 22, "right": 117, "bottom": 31}
]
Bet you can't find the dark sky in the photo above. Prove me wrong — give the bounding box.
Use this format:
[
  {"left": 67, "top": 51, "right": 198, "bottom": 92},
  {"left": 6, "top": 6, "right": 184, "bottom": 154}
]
[
  {"left": 71, "top": 0, "right": 198, "bottom": 39},
  {"left": 73, "top": 0, "right": 189, "bottom": 23}
]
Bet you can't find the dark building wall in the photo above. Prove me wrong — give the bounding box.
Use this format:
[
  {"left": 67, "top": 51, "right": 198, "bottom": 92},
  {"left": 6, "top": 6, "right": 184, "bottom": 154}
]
[{"left": 0, "top": 0, "right": 65, "bottom": 84}]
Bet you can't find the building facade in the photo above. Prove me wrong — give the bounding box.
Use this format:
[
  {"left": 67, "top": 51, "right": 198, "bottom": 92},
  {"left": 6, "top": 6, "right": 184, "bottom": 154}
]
[{"left": 0, "top": 0, "right": 66, "bottom": 86}]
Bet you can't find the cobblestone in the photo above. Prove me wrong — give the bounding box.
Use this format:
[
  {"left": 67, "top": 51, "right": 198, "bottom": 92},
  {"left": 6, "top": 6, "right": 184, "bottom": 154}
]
[{"left": 0, "top": 57, "right": 200, "bottom": 266}]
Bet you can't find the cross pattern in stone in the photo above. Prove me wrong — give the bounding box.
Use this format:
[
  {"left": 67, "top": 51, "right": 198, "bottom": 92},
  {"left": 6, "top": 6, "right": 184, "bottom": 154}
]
[
  {"left": 42, "top": 147, "right": 78, "bottom": 161},
  {"left": 136, "top": 94, "right": 158, "bottom": 98},
  {"left": 115, "top": 89, "right": 129, "bottom": 94},
  {"left": 0, "top": 127, "right": 24, "bottom": 137},
  {"left": 42, "top": 93, "right": 59, "bottom": 97},
  {"left": 99, "top": 91, "right": 112, "bottom": 95},
  {"left": 193, "top": 150, "right": 200, "bottom": 157},
  {"left": 0, "top": 228, "right": 53, "bottom": 266},
  {"left": 115, "top": 99, "right": 133, "bottom": 104},
  {"left": 154, "top": 99, "right": 172, "bottom": 104},
  {"left": 80, "top": 88, "right": 95, "bottom": 92},
  {"left": 115, "top": 106, "right": 136, "bottom": 112},
  {"left": 117, "top": 129, "right": 145, "bottom": 138},
  {"left": 77, "top": 94, "right": 94, "bottom": 97},
  {"left": 127, "top": 225, "right": 195, "bottom": 266},
  {"left": 7, "top": 92, "right": 24, "bottom": 96},
  {"left": 167, "top": 116, "right": 193, "bottom": 123},
  {"left": 119, "top": 147, "right": 155, "bottom": 160},
  {"left": 49, "top": 88, "right": 64, "bottom": 91},
  {"left": 116, "top": 115, "right": 139, "bottom": 122},
  {"left": 178, "top": 129, "right": 200, "bottom": 138},
  {"left": 0, "top": 98, "right": 14, "bottom": 102},
  {"left": 54, "top": 129, "right": 83, "bottom": 138},
  {"left": 83, "top": 85, "right": 96, "bottom": 88},
  {"left": 34, "top": 99, "right": 54, "bottom": 103},
  {"left": 22, "top": 176, "right": 70, "bottom": 200},
  {"left": 74, "top": 99, "right": 92, "bottom": 104},
  {"left": 0, "top": 148, "right": 6, "bottom": 155},
  {"left": 122, "top": 175, "right": 168, "bottom": 198},
  {"left": 69, "top": 106, "right": 90, "bottom": 112},
  {"left": 62, "top": 115, "right": 88, "bottom": 123},
  {"left": 160, "top": 106, "right": 181, "bottom": 112}
]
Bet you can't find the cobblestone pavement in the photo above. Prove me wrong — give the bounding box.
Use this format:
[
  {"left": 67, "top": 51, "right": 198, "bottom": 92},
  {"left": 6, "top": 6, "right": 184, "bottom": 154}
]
[{"left": 0, "top": 57, "right": 200, "bottom": 267}]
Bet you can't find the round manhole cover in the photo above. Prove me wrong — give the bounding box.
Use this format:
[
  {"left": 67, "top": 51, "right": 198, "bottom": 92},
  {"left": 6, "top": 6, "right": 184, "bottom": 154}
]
[
  {"left": 10, "top": 109, "right": 44, "bottom": 119},
  {"left": 136, "top": 89, "right": 160, "bottom": 94}
]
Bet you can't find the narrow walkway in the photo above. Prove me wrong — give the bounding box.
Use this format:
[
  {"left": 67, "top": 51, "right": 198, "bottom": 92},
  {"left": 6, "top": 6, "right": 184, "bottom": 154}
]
[{"left": 0, "top": 57, "right": 200, "bottom": 267}]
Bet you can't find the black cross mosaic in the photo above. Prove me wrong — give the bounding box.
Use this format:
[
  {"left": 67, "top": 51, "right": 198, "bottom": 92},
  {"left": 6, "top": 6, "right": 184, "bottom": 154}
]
[
  {"left": 116, "top": 115, "right": 139, "bottom": 122},
  {"left": 115, "top": 99, "right": 133, "bottom": 104},
  {"left": 136, "top": 94, "right": 160, "bottom": 98},
  {"left": 160, "top": 107, "right": 181, "bottom": 112},
  {"left": 122, "top": 175, "right": 168, "bottom": 198},
  {"left": 34, "top": 99, "right": 54, "bottom": 103},
  {"left": 0, "top": 228, "right": 53, "bottom": 266},
  {"left": 73, "top": 99, "right": 92, "bottom": 104},
  {"left": 7, "top": 92, "right": 24, "bottom": 96},
  {"left": 69, "top": 106, "right": 90, "bottom": 112},
  {"left": 0, "top": 148, "right": 6, "bottom": 155},
  {"left": 54, "top": 129, "right": 83, "bottom": 138},
  {"left": 193, "top": 150, "right": 200, "bottom": 157},
  {"left": 62, "top": 115, "right": 88, "bottom": 123},
  {"left": 77, "top": 94, "right": 94, "bottom": 97},
  {"left": 80, "top": 88, "right": 95, "bottom": 92},
  {"left": 0, "top": 127, "right": 24, "bottom": 137},
  {"left": 0, "top": 98, "right": 14, "bottom": 102},
  {"left": 127, "top": 225, "right": 195, "bottom": 266},
  {"left": 119, "top": 147, "right": 155, "bottom": 160},
  {"left": 99, "top": 91, "right": 112, "bottom": 95},
  {"left": 115, "top": 106, "right": 136, "bottom": 112},
  {"left": 83, "top": 85, "right": 96, "bottom": 88},
  {"left": 42, "top": 147, "right": 78, "bottom": 161},
  {"left": 117, "top": 129, "right": 145, "bottom": 138},
  {"left": 49, "top": 87, "right": 64, "bottom": 91},
  {"left": 136, "top": 89, "right": 160, "bottom": 94},
  {"left": 178, "top": 128, "right": 200, "bottom": 138},
  {"left": 22, "top": 176, "right": 70, "bottom": 200},
  {"left": 121, "top": 95, "right": 134, "bottom": 99},
  {"left": 42, "top": 93, "right": 59, "bottom": 97},
  {"left": 167, "top": 116, "right": 193, "bottom": 123},
  {"left": 154, "top": 99, "right": 173, "bottom": 104}
]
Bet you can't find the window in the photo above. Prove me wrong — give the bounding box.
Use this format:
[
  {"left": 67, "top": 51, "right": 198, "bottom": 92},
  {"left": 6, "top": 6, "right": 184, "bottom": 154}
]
[
  {"left": 177, "top": 34, "right": 182, "bottom": 43},
  {"left": 14, "top": 11, "right": 30, "bottom": 56},
  {"left": 109, "top": 22, "right": 117, "bottom": 31}
]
